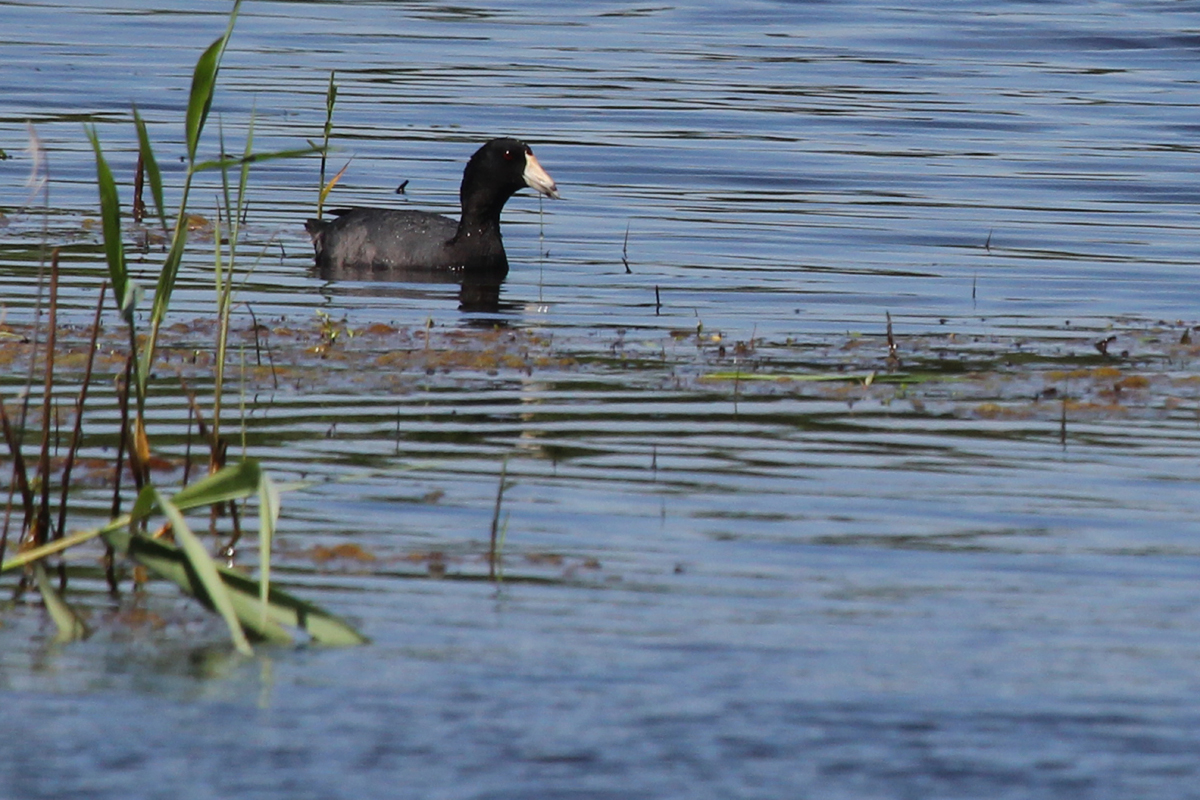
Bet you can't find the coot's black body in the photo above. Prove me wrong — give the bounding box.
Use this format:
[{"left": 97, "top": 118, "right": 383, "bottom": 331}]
[{"left": 306, "top": 138, "right": 559, "bottom": 277}]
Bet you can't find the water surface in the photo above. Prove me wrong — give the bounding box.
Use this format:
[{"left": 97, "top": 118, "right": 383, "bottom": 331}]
[{"left": 3, "top": 0, "right": 1200, "bottom": 797}]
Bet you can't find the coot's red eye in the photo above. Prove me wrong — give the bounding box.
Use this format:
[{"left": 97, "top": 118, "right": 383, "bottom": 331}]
[{"left": 503, "top": 149, "right": 514, "bottom": 160}]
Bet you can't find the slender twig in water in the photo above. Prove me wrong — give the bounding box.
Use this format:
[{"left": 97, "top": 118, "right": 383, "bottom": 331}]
[
  {"left": 733, "top": 368, "right": 741, "bottom": 416},
  {"left": 35, "top": 251, "right": 62, "bottom": 555},
  {"left": 0, "top": 445, "right": 11, "bottom": 566},
  {"left": 178, "top": 380, "right": 239, "bottom": 551},
  {"left": 0, "top": 402, "right": 33, "bottom": 523},
  {"left": 489, "top": 458, "right": 508, "bottom": 581},
  {"left": 985, "top": 229, "right": 993, "bottom": 252},
  {"left": 133, "top": 150, "right": 146, "bottom": 223},
  {"left": 54, "top": 281, "right": 107, "bottom": 546},
  {"left": 183, "top": 403, "right": 195, "bottom": 489},
  {"left": 246, "top": 303, "right": 278, "bottom": 389},
  {"left": 495, "top": 515, "right": 509, "bottom": 584},
  {"left": 19, "top": 132, "right": 50, "bottom": 472},
  {"left": 886, "top": 311, "right": 897, "bottom": 360},
  {"left": 178, "top": 378, "right": 221, "bottom": 465},
  {"left": 622, "top": 222, "right": 631, "bottom": 274},
  {"left": 1059, "top": 394, "right": 1068, "bottom": 448},
  {"left": 655, "top": 285, "right": 661, "bottom": 316},
  {"left": 247, "top": 303, "right": 263, "bottom": 367},
  {"left": 111, "top": 355, "right": 134, "bottom": 544}
]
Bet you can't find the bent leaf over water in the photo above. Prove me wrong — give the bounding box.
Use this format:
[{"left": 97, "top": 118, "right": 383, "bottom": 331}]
[
  {"left": 2, "top": 462, "right": 369, "bottom": 650},
  {"left": 127, "top": 461, "right": 367, "bottom": 648}
]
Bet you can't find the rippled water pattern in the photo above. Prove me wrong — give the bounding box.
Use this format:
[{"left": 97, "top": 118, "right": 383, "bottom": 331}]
[{"left": 3, "top": 0, "right": 1200, "bottom": 797}]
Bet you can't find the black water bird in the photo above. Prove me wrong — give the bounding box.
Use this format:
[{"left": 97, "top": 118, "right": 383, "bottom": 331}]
[{"left": 306, "top": 138, "right": 559, "bottom": 278}]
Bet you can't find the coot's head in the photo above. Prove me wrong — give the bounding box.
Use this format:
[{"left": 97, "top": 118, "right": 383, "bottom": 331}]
[{"left": 460, "top": 138, "right": 560, "bottom": 218}]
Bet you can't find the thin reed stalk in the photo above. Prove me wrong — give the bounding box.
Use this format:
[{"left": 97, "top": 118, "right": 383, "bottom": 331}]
[
  {"left": 54, "top": 282, "right": 108, "bottom": 544},
  {"left": 489, "top": 458, "right": 509, "bottom": 581},
  {"left": 35, "top": 250, "right": 60, "bottom": 548}
]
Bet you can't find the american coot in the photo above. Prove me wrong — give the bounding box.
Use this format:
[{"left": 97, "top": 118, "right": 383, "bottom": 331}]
[{"left": 305, "top": 138, "right": 559, "bottom": 277}]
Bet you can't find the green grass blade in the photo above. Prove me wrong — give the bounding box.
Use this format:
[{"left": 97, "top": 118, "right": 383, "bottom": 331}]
[
  {"left": 1, "top": 526, "right": 105, "bottom": 573},
  {"left": 153, "top": 487, "right": 254, "bottom": 654},
  {"left": 324, "top": 70, "right": 338, "bottom": 133},
  {"left": 171, "top": 460, "right": 262, "bottom": 511},
  {"left": 257, "top": 470, "right": 280, "bottom": 626},
  {"left": 237, "top": 110, "right": 254, "bottom": 225},
  {"left": 33, "top": 561, "right": 89, "bottom": 642},
  {"left": 100, "top": 525, "right": 366, "bottom": 646},
  {"left": 84, "top": 125, "right": 128, "bottom": 314},
  {"left": 185, "top": 36, "right": 224, "bottom": 164},
  {"left": 133, "top": 106, "right": 168, "bottom": 233},
  {"left": 140, "top": 226, "right": 189, "bottom": 394},
  {"left": 113, "top": 530, "right": 293, "bottom": 644},
  {"left": 192, "top": 144, "right": 325, "bottom": 173},
  {"left": 184, "top": 0, "right": 241, "bottom": 164},
  {"left": 317, "top": 70, "right": 337, "bottom": 217}
]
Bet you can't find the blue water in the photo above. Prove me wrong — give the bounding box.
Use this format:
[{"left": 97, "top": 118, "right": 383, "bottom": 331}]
[{"left": 3, "top": 0, "right": 1200, "bottom": 797}]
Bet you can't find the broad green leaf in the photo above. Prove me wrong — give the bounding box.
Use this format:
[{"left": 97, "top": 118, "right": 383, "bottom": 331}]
[
  {"left": 153, "top": 487, "right": 253, "bottom": 654},
  {"left": 141, "top": 227, "right": 189, "bottom": 392},
  {"left": 120, "top": 531, "right": 293, "bottom": 644},
  {"left": 171, "top": 460, "right": 262, "bottom": 511},
  {"left": 120, "top": 279, "right": 144, "bottom": 319},
  {"left": 84, "top": 125, "right": 127, "bottom": 311},
  {"left": 101, "top": 526, "right": 368, "bottom": 646},
  {"left": 133, "top": 105, "right": 168, "bottom": 233},
  {"left": 185, "top": 37, "right": 225, "bottom": 165},
  {"left": 183, "top": 0, "right": 241, "bottom": 164},
  {"left": 33, "top": 562, "right": 89, "bottom": 642}
]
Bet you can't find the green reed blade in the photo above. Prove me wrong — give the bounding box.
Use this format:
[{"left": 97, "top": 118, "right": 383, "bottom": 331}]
[
  {"left": 185, "top": 36, "right": 224, "bottom": 165},
  {"left": 84, "top": 126, "right": 127, "bottom": 315},
  {"left": 149, "top": 486, "right": 254, "bottom": 654},
  {"left": 133, "top": 106, "right": 168, "bottom": 233},
  {"left": 257, "top": 470, "right": 280, "bottom": 629},
  {"left": 171, "top": 460, "right": 262, "bottom": 511},
  {"left": 33, "top": 561, "right": 89, "bottom": 643},
  {"left": 103, "top": 522, "right": 368, "bottom": 647},
  {"left": 114, "top": 529, "right": 294, "bottom": 645},
  {"left": 184, "top": 0, "right": 241, "bottom": 165},
  {"left": 192, "top": 144, "right": 325, "bottom": 174},
  {"left": 1, "top": 526, "right": 105, "bottom": 573}
]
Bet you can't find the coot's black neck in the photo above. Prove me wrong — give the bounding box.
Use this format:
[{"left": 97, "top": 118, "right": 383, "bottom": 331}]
[
  {"left": 456, "top": 190, "right": 512, "bottom": 234},
  {"left": 450, "top": 186, "right": 511, "bottom": 271}
]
